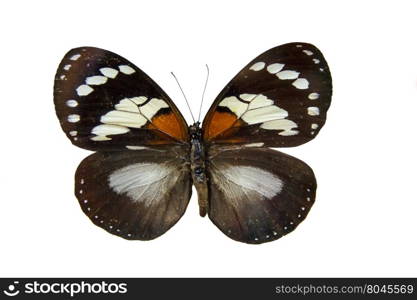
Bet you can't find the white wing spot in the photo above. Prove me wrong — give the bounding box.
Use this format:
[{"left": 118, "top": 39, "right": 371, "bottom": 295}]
[
  {"left": 292, "top": 78, "right": 309, "bottom": 89},
  {"left": 115, "top": 99, "right": 140, "bottom": 113},
  {"left": 126, "top": 146, "right": 148, "bottom": 150},
  {"left": 266, "top": 63, "right": 285, "bottom": 74},
  {"left": 303, "top": 50, "right": 313, "bottom": 56},
  {"left": 76, "top": 85, "right": 94, "bottom": 96},
  {"left": 66, "top": 99, "right": 78, "bottom": 107},
  {"left": 118, "top": 65, "right": 136, "bottom": 75},
  {"left": 243, "top": 143, "right": 264, "bottom": 148},
  {"left": 86, "top": 75, "right": 108, "bottom": 85},
  {"left": 308, "top": 92, "right": 319, "bottom": 100},
  {"left": 60, "top": 75, "right": 66, "bottom": 80},
  {"left": 261, "top": 119, "right": 299, "bottom": 136},
  {"left": 91, "top": 124, "right": 130, "bottom": 141},
  {"left": 219, "top": 96, "right": 248, "bottom": 118},
  {"left": 248, "top": 94, "right": 274, "bottom": 110},
  {"left": 249, "top": 62, "right": 265, "bottom": 71},
  {"left": 130, "top": 96, "right": 148, "bottom": 105},
  {"left": 307, "top": 106, "right": 320, "bottom": 116},
  {"left": 114, "top": 97, "right": 148, "bottom": 113},
  {"left": 100, "top": 67, "right": 119, "bottom": 79},
  {"left": 242, "top": 105, "right": 288, "bottom": 124},
  {"left": 296, "top": 45, "right": 303, "bottom": 48},
  {"left": 313, "top": 58, "right": 320, "bottom": 64},
  {"left": 70, "top": 54, "right": 81, "bottom": 61},
  {"left": 63, "top": 64, "right": 71, "bottom": 70},
  {"left": 239, "top": 94, "right": 257, "bottom": 102},
  {"left": 140, "top": 98, "right": 169, "bottom": 120},
  {"left": 91, "top": 135, "right": 111, "bottom": 141},
  {"left": 67, "top": 114, "right": 80, "bottom": 123},
  {"left": 69, "top": 131, "right": 77, "bottom": 136},
  {"left": 276, "top": 70, "right": 300, "bottom": 80},
  {"left": 311, "top": 123, "right": 319, "bottom": 129},
  {"left": 101, "top": 111, "right": 147, "bottom": 128}
]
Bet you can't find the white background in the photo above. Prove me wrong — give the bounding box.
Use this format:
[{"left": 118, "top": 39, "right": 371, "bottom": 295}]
[{"left": 1, "top": 0, "right": 416, "bottom": 277}]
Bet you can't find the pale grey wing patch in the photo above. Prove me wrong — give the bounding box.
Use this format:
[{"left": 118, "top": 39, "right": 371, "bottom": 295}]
[
  {"left": 108, "top": 162, "right": 177, "bottom": 207},
  {"left": 210, "top": 163, "right": 283, "bottom": 200}
]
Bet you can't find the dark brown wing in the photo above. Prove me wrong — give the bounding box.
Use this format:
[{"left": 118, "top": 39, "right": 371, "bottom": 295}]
[
  {"left": 202, "top": 42, "right": 332, "bottom": 147},
  {"left": 54, "top": 47, "right": 189, "bottom": 151},
  {"left": 207, "top": 146, "right": 316, "bottom": 244},
  {"left": 75, "top": 147, "right": 191, "bottom": 240}
]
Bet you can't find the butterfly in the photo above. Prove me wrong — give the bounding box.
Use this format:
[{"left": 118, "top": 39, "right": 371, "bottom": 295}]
[{"left": 54, "top": 43, "right": 332, "bottom": 244}]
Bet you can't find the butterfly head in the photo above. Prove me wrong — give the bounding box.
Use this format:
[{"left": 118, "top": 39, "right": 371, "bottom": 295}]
[{"left": 189, "top": 122, "right": 202, "bottom": 140}]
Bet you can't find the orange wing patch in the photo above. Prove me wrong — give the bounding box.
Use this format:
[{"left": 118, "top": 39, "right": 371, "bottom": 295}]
[
  {"left": 151, "top": 112, "right": 188, "bottom": 141},
  {"left": 204, "top": 111, "right": 238, "bottom": 140}
]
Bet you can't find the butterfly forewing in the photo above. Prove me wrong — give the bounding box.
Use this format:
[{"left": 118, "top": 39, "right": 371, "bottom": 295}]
[
  {"left": 207, "top": 146, "right": 316, "bottom": 244},
  {"left": 54, "top": 47, "right": 189, "bottom": 151},
  {"left": 202, "top": 42, "right": 332, "bottom": 147},
  {"left": 75, "top": 147, "right": 191, "bottom": 240}
]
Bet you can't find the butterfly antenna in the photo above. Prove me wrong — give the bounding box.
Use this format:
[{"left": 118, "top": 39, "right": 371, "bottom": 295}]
[
  {"left": 197, "top": 64, "right": 209, "bottom": 123},
  {"left": 171, "top": 71, "right": 196, "bottom": 123}
]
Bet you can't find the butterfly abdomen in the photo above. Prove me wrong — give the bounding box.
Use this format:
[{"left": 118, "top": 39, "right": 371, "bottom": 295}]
[{"left": 189, "top": 123, "right": 209, "bottom": 217}]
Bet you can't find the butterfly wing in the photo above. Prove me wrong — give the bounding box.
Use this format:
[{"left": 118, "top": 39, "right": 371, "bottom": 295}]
[
  {"left": 207, "top": 146, "right": 316, "bottom": 244},
  {"left": 202, "top": 42, "right": 331, "bottom": 147},
  {"left": 54, "top": 47, "right": 189, "bottom": 151},
  {"left": 75, "top": 147, "right": 191, "bottom": 240}
]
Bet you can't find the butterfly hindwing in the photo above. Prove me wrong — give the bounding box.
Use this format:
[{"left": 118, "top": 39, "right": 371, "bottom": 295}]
[
  {"left": 75, "top": 147, "right": 192, "bottom": 240},
  {"left": 54, "top": 47, "right": 189, "bottom": 151},
  {"left": 202, "top": 42, "right": 332, "bottom": 147},
  {"left": 207, "top": 146, "right": 316, "bottom": 244}
]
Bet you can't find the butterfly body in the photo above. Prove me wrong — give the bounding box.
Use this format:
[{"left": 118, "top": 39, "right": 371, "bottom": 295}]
[
  {"left": 54, "top": 43, "right": 332, "bottom": 244},
  {"left": 189, "top": 122, "right": 209, "bottom": 216}
]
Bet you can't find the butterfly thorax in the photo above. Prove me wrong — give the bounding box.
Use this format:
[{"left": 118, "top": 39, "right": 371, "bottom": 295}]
[{"left": 189, "top": 122, "right": 209, "bottom": 217}]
